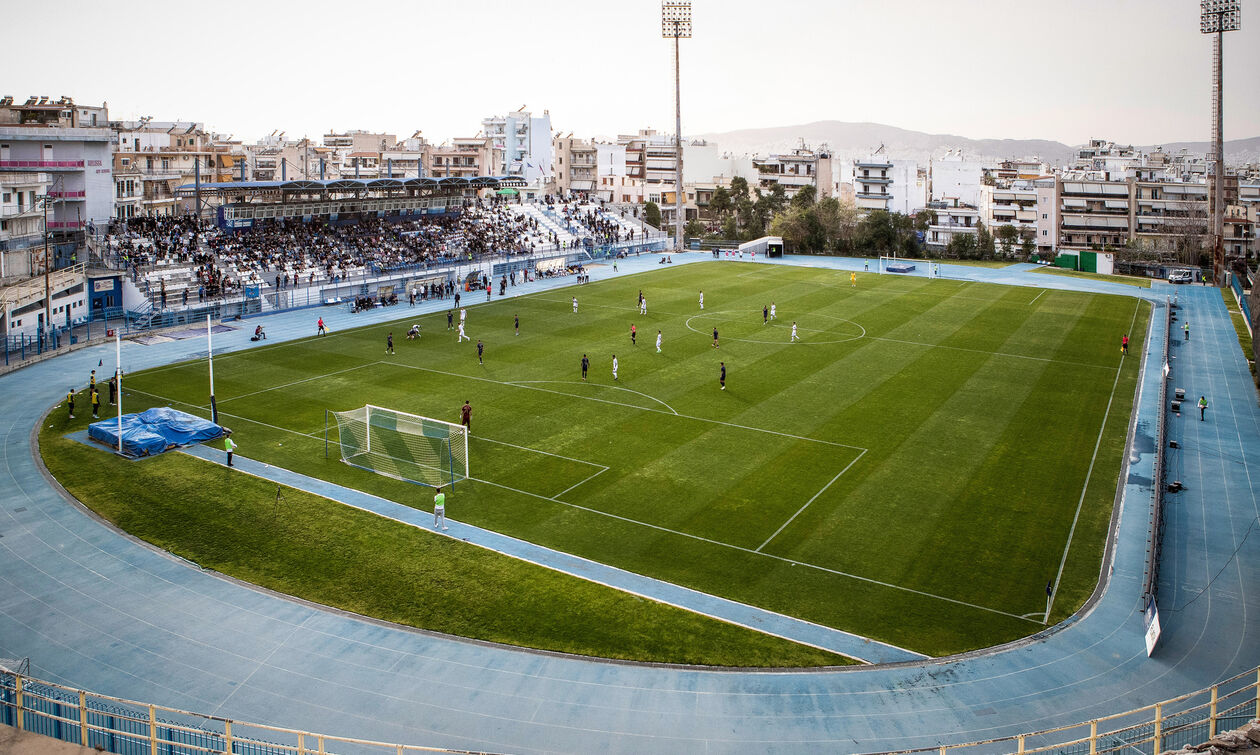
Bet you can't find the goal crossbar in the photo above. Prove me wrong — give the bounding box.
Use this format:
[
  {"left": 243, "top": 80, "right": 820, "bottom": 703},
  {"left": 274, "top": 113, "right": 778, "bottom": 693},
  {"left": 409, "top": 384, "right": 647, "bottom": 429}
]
[{"left": 327, "top": 405, "right": 469, "bottom": 488}]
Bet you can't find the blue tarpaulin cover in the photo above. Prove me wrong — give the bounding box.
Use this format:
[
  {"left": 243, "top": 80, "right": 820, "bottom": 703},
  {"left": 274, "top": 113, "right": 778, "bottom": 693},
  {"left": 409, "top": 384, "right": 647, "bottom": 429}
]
[{"left": 88, "top": 407, "right": 224, "bottom": 458}]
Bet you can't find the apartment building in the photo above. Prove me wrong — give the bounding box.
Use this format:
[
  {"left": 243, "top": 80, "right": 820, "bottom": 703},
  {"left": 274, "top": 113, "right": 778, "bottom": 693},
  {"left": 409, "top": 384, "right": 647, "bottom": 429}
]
[
  {"left": 381, "top": 134, "right": 430, "bottom": 180},
  {"left": 553, "top": 135, "right": 598, "bottom": 195},
  {"left": 752, "top": 146, "right": 832, "bottom": 199},
  {"left": 427, "top": 137, "right": 498, "bottom": 179},
  {"left": 111, "top": 120, "right": 244, "bottom": 216},
  {"left": 924, "top": 199, "right": 980, "bottom": 251},
  {"left": 481, "top": 109, "right": 553, "bottom": 183},
  {"left": 244, "top": 133, "right": 321, "bottom": 182},
  {"left": 851, "top": 147, "right": 923, "bottom": 214},
  {"left": 931, "top": 151, "right": 984, "bottom": 208},
  {"left": 0, "top": 96, "right": 112, "bottom": 252},
  {"left": 979, "top": 182, "right": 1038, "bottom": 239},
  {"left": 1053, "top": 168, "right": 1211, "bottom": 262}
]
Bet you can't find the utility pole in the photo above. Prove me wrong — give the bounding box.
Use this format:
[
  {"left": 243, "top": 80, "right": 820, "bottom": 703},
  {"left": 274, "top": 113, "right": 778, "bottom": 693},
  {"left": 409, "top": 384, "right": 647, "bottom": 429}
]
[
  {"left": 662, "top": 2, "right": 691, "bottom": 252},
  {"left": 1200, "top": 0, "right": 1240, "bottom": 287}
]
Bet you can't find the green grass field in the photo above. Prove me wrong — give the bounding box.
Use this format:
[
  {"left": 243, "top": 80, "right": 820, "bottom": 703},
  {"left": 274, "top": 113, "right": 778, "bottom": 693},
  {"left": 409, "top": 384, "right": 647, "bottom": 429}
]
[{"left": 45, "top": 261, "right": 1149, "bottom": 658}]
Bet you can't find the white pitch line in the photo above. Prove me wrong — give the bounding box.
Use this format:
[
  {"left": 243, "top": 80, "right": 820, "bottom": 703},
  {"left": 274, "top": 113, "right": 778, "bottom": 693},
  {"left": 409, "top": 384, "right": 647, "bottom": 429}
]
[
  {"left": 756, "top": 449, "right": 867, "bottom": 552},
  {"left": 475, "top": 435, "right": 607, "bottom": 468},
  {"left": 508, "top": 379, "right": 679, "bottom": 415},
  {"left": 1029, "top": 289, "right": 1047, "bottom": 306},
  {"left": 552, "top": 466, "right": 609, "bottom": 498},
  {"left": 463, "top": 467, "right": 1035, "bottom": 623},
  {"left": 380, "top": 361, "right": 866, "bottom": 451},
  {"left": 864, "top": 334, "right": 1114, "bottom": 371},
  {"left": 139, "top": 388, "right": 1028, "bottom": 623},
  {"left": 1045, "top": 298, "right": 1142, "bottom": 621},
  {"left": 215, "top": 362, "right": 378, "bottom": 406}
]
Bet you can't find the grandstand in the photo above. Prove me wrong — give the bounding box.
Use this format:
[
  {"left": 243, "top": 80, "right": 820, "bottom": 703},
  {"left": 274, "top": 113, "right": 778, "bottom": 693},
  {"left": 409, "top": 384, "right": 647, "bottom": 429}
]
[{"left": 90, "top": 177, "right": 666, "bottom": 314}]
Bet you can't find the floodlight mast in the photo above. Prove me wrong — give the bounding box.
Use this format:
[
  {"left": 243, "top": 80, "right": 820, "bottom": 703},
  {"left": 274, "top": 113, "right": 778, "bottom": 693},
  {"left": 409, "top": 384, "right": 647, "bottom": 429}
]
[
  {"left": 662, "top": 2, "right": 691, "bottom": 253},
  {"left": 1201, "top": 0, "right": 1240, "bottom": 287}
]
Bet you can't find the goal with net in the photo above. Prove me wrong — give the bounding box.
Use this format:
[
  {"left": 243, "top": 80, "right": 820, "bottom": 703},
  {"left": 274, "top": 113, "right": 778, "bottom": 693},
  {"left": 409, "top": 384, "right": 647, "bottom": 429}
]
[
  {"left": 878, "top": 256, "right": 938, "bottom": 278},
  {"left": 327, "top": 405, "right": 469, "bottom": 487}
]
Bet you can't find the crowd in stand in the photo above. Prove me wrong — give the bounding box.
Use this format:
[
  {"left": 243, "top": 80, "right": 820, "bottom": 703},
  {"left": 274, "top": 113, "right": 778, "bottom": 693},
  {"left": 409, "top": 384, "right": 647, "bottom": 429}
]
[{"left": 100, "top": 197, "right": 657, "bottom": 310}]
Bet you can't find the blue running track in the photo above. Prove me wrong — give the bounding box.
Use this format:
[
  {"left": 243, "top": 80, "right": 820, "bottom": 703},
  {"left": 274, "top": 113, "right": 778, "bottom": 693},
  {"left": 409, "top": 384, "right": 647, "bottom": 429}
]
[{"left": 1, "top": 255, "right": 1257, "bottom": 753}]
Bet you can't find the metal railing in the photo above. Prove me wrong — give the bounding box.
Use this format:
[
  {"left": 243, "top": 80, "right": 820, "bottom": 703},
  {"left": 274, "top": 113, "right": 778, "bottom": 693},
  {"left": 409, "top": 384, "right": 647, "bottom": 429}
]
[
  {"left": 0, "top": 159, "right": 85, "bottom": 169},
  {"left": 866, "top": 665, "right": 1260, "bottom": 755},
  {"left": 3, "top": 665, "right": 1256, "bottom": 755},
  {"left": 0, "top": 667, "right": 490, "bottom": 755},
  {"left": 1141, "top": 296, "right": 1173, "bottom": 605}
]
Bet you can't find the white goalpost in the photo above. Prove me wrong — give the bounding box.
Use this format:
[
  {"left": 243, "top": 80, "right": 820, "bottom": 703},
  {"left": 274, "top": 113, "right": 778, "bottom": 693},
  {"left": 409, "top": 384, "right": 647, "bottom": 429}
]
[
  {"left": 878, "top": 256, "right": 938, "bottom": 278},
  {"left": 326, "top": 404, "right": 469, "bottom": 488}
]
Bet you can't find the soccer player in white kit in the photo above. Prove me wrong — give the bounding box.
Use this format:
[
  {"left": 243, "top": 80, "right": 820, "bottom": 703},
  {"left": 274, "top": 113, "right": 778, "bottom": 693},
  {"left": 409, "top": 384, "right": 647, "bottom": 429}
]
[
  {"left": 770, "top": 302, "right": 777, "bottom": 321},
  {"left": 572, "top": 297, "right": 578, "bottom": 313},
  {"left": 639, "top": 296, "right": 647, "bottom": 315},
  {"left": 460, "top": 308, "right": 466, "bottom": 324},
  {"left": 612, "top": 354, "right": 619, "bottom": 381},
  {"left": 656, "top": 330, "right": 662, "bottom": 353},
  {"left": 698, "top": 291, "right": 704, "bottom": 310},
  {"left": 791, "top": 321, "right": 799, "bottom": 342},
  {"left": 458, "top": 322, "right": 470, "bottom": 342}
]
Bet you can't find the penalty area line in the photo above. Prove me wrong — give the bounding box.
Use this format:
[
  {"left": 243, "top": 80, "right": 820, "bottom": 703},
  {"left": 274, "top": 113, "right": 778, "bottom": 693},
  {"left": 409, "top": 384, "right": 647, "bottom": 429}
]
[{"left": 756, "top": 449, "right": 867, "bottom": 552}]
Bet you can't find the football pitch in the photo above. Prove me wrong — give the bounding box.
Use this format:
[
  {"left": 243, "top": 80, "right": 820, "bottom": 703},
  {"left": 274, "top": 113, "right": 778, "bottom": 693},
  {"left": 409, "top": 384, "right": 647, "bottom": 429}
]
[{"left": 116, "top": 261, "right": 1148, "bottom": 656}]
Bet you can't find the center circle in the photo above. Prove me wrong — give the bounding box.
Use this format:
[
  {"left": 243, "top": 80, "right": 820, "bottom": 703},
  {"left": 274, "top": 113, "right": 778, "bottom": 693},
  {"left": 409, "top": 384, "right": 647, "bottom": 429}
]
[{"left": 684, "top": 311, "right": 866, "bottom": 345}]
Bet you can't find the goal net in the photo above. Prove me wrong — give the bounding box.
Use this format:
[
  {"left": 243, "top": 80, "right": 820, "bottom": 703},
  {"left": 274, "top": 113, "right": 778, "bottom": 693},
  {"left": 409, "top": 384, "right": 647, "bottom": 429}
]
[
  {"left": 328, "top": 405, "right": 468, "bottom": 487},
  {"left": 877, "top": 255, "right": 940, "bottom": 278}
]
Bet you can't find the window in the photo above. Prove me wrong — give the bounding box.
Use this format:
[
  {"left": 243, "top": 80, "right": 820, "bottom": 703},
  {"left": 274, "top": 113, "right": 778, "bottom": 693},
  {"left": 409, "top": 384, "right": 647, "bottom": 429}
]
[
  {"left": 1042, "top": 230, "right": 1047, "bottom": 236},
  {"left": 1042, "top": 213, "right": 1047, "bottom": 219},
  {"left": 2, "top": 193, "right": 8, "bottom": 202}
]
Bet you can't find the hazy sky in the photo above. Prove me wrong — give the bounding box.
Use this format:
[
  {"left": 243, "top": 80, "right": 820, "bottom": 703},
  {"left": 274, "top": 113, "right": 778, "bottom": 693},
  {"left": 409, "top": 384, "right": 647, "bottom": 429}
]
[{"left": 5, "top": 0, "right": 1257, "bottom": 147}]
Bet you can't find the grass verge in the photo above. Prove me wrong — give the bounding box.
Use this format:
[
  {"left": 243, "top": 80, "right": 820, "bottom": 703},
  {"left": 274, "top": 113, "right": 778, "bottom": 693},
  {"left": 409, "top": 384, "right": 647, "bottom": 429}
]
[
  {"left": 1221, "top": 287, "right": 1256, "bottom": 378},
  {"left": 38, "top": 407, "right": 855, "bottom": 667},
  {"left": 1032, "top": 267, "right": 1152, "bottom": 288}
]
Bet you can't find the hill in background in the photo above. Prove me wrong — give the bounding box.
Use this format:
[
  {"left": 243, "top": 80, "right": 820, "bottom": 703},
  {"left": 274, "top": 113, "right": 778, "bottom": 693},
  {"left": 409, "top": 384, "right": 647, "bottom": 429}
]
[{"left": 696, "top": 120, "right": 1260, "bottom": 169}]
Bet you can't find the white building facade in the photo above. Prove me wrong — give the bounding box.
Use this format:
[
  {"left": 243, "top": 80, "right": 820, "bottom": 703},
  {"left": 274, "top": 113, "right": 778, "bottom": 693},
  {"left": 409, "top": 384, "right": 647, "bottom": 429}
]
[{"left": 481, "top": 109, "right": 553, "bottom": 184}]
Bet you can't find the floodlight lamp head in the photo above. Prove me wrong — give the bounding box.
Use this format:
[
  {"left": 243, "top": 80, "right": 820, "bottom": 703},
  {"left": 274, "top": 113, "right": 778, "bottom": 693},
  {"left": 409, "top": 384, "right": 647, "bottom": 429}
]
[
  {"left": 661, "top": 1, "right": 693, "bottom": 38},
  {"left": 1200, "top": 0, "right": 1241, "bottom": 33}
]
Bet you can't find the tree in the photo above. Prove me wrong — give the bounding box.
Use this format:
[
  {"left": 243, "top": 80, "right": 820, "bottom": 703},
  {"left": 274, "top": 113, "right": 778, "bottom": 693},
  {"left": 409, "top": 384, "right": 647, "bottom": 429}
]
[
  {"left": 975, "top": 221, "right": 995, "bottom": 259},
  {"left": 708, "top": 186, "right": 733, "bottom": 220},
  {"left": 644, "top": 201, "right": 662, "bottom": 229},
  {"left": 1019, "top": 230, "right": 1035, "bottom": 261},
  {"left": 684, "top": 218, "right": 706, "bottom": 239},
  {"left": 912, "top": 209, "right": 937, "bottom": 232},
  {"left": 947, "top": 232, "right": 979, "bottom": 259},
  {"left": 765, "top": 183, "right": 788, "bottom": 217},
  {"left": 770, "top": 209, "right": 808, "bottom": 251},
  {"left": 720, "top": 215, "right": 738, "bottom": 241},
  {"left": 995, "top": 224, "right": 1020, "bottom": 259},
  {"left": 790, "top": 184, "right": 817, "bottom": 212},
  {"left": 855, "top": 210, "right": 897, "bottom": 255}
]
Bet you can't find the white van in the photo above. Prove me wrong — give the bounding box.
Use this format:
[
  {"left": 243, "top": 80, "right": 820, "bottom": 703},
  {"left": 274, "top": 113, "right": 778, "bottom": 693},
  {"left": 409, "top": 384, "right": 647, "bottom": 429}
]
[{"left": 1168, "top": 270, "right": 1194, "bottom": 284}]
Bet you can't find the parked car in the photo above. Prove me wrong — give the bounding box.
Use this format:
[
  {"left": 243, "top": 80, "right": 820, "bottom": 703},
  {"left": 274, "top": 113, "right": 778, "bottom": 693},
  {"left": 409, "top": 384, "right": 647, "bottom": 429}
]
[{"left": 1168, "top": 269, "right": 1194, "bottom": 284}]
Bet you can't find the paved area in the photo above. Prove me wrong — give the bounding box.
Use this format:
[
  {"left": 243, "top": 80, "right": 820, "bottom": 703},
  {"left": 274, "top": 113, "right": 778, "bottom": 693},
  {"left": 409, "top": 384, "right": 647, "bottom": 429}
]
[{"left": 1, "top": 254, "right": 1257, "bottom": 753}]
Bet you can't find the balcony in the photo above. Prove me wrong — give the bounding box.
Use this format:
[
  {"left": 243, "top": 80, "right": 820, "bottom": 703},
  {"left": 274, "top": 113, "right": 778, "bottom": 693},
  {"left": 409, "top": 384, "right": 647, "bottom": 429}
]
[
  {"left": 0, "top": 205, "right": 41, "bottom": 219},
  {"left": 46, "top": 220, "right": 84, "bottom": 230},
  {"left": 0, "top": 159, "right": 85, "bottom": 169},
  {"left": 47, "top": 190, "right": 86, "bottom": 199}
]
